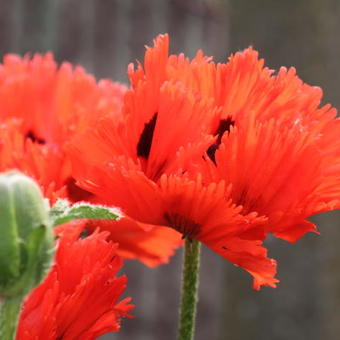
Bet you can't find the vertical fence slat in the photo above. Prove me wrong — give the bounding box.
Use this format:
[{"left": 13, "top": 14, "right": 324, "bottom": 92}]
[
  {"left": 10, "top": 0, "right": 24, "bottom": 53},
  {"left": 0, "top": 2, "right": 15, "bottom": 56},
  {"left": 93, "top": 0, "right": 131, "bottom": 82},
  {"left": 57, "top": 0, "right": 95, "bottom": 71}
]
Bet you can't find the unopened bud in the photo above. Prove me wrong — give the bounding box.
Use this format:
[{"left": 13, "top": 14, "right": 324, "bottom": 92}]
[{"left": 0, "top": 172, "right": 54, "bottom": 298}]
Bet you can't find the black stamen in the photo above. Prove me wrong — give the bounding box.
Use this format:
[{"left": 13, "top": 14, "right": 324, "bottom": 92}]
[
  {"left": 215, "top": 117, "right": 235, "bottom": 144},
  {"left": 137, "top": 113, "right": 158, "bottom": 159},
  {"left": 207, "top": 117, "right": 235, "bottom": 164},
  {"left": 206, "top": 144, "right": 218, "bottom": 164},
  {"left": 25, "top": 130, "right": 46, "bottom": 144}
]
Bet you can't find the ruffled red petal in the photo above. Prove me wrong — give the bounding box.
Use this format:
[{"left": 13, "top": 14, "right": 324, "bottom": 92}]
[
  {"left": 85, "top": 217, "right": 183, "bottom": 267},
  {"left": 206, "top": 237, "right": 278, "bottom": 289},
  {"left": 17, "top": 221, "right": 133, "bottom": 340}
]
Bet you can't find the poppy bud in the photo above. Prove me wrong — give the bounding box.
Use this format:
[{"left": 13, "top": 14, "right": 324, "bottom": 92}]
[{"left": 0, "top": 171, "right": 54, "bottom": 298}]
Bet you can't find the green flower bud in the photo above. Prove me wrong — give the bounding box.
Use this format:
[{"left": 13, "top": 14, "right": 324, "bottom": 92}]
[{"left": 0, "top": 172, "right": 54, "bottom": 298}]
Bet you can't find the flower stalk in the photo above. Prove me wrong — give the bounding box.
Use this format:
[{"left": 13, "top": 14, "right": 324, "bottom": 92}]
[
  {"left": 0, "top": 295, "right": 24, "bottom": 340},
  {"left": 177, "top": 239, "right": 201, "bottom": 340}
]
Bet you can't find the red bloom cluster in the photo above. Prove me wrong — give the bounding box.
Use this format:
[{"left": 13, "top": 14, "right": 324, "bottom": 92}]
[
  {"left": 16, "top": 222, "right": 133, "bottom": 340},
  {"left": 70, "top": 34, "right": 340, "bottom": 289},
  {"left": 0, "top": 52, "right": 126, "bottom": 202},
  {"left": 0, "top": 35, "right": 339, "bottom": 340},
  {"left": 0, "top": 52, "right": 182, "bottom": 267}
]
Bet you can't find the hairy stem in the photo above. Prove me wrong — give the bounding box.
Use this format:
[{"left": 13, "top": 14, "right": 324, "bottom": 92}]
[{"left": 177, "top": 239, "right": 201, "bottom": 340}]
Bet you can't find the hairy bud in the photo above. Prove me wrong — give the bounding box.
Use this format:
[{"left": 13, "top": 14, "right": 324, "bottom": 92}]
[{"left": 0, "top": 172, "right": 54, "bottom": 297}]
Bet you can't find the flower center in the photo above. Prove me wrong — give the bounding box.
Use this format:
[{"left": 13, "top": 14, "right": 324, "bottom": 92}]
[{"left": 164, "top": 212, "right": 201, "bottom": 239}]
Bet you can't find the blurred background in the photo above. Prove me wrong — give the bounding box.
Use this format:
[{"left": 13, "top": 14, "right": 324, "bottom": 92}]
[{"left": 1, "top": 0, "right": 340, "bottom": 339}]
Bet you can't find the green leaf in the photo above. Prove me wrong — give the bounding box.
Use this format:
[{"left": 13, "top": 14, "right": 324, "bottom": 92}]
[
  {"left": 48, "top": 199, "right": 69, "bottom": 221},
  {"left": 50, "top": 201, "right": 120, "bottom": 226}
]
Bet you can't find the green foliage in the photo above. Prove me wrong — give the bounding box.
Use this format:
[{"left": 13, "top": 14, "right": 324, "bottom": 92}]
[{"left": 50, "top": 199, "right": 120, "bottom": 226}]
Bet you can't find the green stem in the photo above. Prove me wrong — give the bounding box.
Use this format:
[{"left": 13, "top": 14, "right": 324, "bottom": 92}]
[
  {"left": 0, "top": 295, "right": 24, "bottom": 340},
  {"left": 177, "top": 239, "right": 201, "bottom": 340}
]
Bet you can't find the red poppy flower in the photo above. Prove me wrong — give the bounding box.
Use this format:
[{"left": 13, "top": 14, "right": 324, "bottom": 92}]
[
  {"left": 16, "top": 221, "right": 133, "bottom": 340},
  {"left": 203, "top": 112, "right": 340, "bottom": 243},
  {"left": 70, "top": 34, "right": 340, "bottom": 289},
  {"left": 0, "top": 52, "right": 126, "bottom": 201},
  {"left": 68, "top": 35, "right": 273, "bottom": 289},
  {"left": 198, "top": 48, "right": 340, "bottom": 242},
  {"left": 0, "top": 53, "right": 182, "bottom": 266}
]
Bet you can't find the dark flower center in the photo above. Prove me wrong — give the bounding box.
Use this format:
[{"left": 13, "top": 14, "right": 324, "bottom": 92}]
[
  {"left": 25, "top": 130, "right": 46, "bottom": 144},
  {"left": 207, "top": 117, "right": 235, "bottom": 164},
  {"left": 137, "top": 113, "right": 158, "bottom": 159}
]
